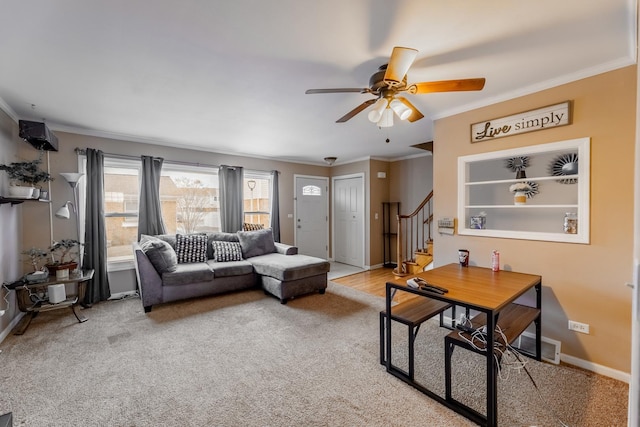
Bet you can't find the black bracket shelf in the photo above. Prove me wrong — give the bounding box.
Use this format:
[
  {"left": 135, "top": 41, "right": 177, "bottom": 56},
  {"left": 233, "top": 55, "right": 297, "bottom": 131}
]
[
  {"left": 0, "top": 197, "right": 49, "bottom": 206},
  {"left": 382, "top": 201, "right": 400, "bottom": 268}
]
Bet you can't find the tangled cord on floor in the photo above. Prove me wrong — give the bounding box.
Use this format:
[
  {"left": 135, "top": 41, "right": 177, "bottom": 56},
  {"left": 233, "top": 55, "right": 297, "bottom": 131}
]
[{"left": 456, "top": 315, "right": 569, "bottom": 426}]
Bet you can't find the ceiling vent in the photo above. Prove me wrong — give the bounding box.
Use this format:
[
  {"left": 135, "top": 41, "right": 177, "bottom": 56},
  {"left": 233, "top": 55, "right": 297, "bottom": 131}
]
[{"left": 18, "top": 120, "right": 58, "bottom": 151}]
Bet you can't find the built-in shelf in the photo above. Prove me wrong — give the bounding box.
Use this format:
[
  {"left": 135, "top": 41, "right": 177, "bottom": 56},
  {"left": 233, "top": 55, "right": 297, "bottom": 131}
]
[
  {"left": 466, "top": 205, "right": 578, "bottom": 209},
  {"left": 457, "top": 137, "right": 590, "bottom": 243}
]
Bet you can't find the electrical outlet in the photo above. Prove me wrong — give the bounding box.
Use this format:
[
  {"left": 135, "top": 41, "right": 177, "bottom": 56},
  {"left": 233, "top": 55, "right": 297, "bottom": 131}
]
[{"left": 568, "top": 320, "right": 590, "bottom": 334}]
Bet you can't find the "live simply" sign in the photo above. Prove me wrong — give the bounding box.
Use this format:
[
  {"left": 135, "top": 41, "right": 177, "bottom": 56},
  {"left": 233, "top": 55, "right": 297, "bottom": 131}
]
[{"left": 470, "top": 101, "right": 572, "bottom": 143}]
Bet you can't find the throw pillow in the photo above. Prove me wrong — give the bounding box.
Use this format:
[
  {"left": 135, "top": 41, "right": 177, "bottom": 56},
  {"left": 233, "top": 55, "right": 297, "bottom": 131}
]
[
  {"left": 175, "top": 233, "right": 208, "bottom": 263},
  {"left": 243, "top": 222, "right": 264, "bottom": 231},
  {"left": 139, "top": 235, "right": 178, "bottom": 273},
  {"left": 237, "top": 228, "right": 276, "bottom": 258},
  {"left": 211, "top": 241, "right": 244, "bottom": 262}
]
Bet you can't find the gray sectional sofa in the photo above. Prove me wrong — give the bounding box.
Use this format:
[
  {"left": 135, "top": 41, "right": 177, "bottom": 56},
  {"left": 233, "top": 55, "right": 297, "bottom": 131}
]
[{"left": 133, "top": 228, "right": 330, "bottom": 312}]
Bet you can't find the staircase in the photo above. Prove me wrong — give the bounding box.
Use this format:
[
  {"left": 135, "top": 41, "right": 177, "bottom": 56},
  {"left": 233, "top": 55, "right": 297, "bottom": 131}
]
[{"left": 393, "top": 191, "right": 434, "bottom": 277}]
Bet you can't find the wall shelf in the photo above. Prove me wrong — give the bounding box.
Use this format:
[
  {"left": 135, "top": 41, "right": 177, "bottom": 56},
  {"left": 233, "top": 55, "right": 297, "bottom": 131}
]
[
  {"left": 457, "top": 138, "right": 590, "bottom": 243},
  {"left": 0, "top": 197, "right": 49, "bottom": 206},
  {"left": 382, "top": 201, "right": 400, "bottom": 268}
]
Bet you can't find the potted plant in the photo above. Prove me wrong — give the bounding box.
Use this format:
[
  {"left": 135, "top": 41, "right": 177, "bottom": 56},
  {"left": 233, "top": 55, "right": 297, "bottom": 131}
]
[
  {"left": 46, "top": 239, "right": 81, "bottom": 280},
  {"left": 22, "top": 247, "right": 50, "bottom": 282},
  {"left": 22, "top": 247, "right": 49, "bottom": 272},
  {"left": 0, "top": 155, "right": 53, "bottom": 199}
]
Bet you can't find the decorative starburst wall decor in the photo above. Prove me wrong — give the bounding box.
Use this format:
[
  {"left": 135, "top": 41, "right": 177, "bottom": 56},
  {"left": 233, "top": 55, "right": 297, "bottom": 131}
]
[
  {"left": 550, "top": 153, "right": 578, "bottom": 184},
  {"left": 505, "top": 156, "right": 529, "bottom": 172}
]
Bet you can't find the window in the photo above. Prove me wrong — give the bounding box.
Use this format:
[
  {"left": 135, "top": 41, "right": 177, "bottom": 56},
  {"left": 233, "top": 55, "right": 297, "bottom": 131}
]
[
  {"left": 159, "top": 165, "right": 220, "bottom": 234},
  {"left": 102, "top": 158, "right": 220, "bottom": 264},
  {"left": 103, "top": 158, "right": 140, "bottom": 263},
  {"left": 243, "top": 172, "right": 272, "bottom": 228},
  {"left": 302, "top": 185, "right": 322, "bottom": 196}
]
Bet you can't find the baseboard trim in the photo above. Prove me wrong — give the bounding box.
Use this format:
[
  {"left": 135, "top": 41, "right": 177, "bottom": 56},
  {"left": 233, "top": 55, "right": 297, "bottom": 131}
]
[
  {"left": 560, "top": 353, "right": 631, "bottom": 383},
  {"left": 0, "top": 312, "right": 25, "bottom": 344},
  {"left": 438, "top": 313, "right": 629, "bottom": 383}
]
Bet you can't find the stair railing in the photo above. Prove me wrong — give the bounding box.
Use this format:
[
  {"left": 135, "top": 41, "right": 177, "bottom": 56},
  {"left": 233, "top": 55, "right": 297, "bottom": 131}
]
[{"left": 394, "top": 191, "right": 434, "bottom": 276}]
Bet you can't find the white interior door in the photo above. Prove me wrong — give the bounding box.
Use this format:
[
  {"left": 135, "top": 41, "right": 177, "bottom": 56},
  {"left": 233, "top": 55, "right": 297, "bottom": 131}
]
[
  {"left": 294, "top": 176, "right": 328, "bottom": 259},
  {"left": 333, "top": 175, "right": 364, "bottom": 267}
]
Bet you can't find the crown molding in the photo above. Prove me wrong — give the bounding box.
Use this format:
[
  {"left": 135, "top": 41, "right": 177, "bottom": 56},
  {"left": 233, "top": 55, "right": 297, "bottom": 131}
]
[
  {"left": 432, "top": 56, "right": 636, "bottom": 121},
  {"left": 0, "top": 96, "right": 19, "bottom": 123}
]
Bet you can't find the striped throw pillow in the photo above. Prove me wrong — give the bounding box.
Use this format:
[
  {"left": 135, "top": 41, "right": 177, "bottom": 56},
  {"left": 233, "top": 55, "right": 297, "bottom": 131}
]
[
  {"left": 243, "top": 223, "right": 264, "bottom": 231},
  {"left": 211, "top": 241, "right": 243, "bottom": 262},
  {"left": 175, "top": 233, "right": 208, "bottom": 263}
]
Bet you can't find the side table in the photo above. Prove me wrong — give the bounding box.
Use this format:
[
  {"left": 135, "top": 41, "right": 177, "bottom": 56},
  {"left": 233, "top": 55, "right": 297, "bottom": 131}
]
[{"left": 9, "top": 269, "right": 94, "bottom": 335}]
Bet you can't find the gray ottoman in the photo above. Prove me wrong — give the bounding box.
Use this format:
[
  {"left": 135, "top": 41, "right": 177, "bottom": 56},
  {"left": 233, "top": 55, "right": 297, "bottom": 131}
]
[{"left": 248, "top": 253, "right": 330, "bottom": 304}]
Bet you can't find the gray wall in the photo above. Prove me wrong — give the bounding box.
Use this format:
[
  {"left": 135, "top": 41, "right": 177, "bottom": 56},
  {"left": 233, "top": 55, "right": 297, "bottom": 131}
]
[{"left": 0, "top": 111, "right": 23, "bottom": 335}]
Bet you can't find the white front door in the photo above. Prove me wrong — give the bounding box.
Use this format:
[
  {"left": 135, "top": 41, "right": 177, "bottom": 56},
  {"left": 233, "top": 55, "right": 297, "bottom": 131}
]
[
  {"left": 333, "top": 175, "right": 364, "bottom": 267},
  {"left": 294, "top": 176, "right": 329, "bottom": 259}
]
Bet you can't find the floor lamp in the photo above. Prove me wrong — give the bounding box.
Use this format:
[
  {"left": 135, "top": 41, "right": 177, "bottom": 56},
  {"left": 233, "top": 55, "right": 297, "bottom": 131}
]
[{"left": 55, "top": 172, "right": 84, "bottom": 273}]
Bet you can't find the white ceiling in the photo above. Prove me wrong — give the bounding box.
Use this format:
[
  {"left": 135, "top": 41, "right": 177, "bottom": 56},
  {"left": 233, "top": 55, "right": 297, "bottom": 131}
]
[{"left": 0, "top": 1, "right": 635, "bottom": 165}]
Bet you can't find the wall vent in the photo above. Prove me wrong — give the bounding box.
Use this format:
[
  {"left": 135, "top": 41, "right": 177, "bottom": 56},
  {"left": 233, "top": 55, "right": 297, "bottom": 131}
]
[{"left": 514, "top": 332, "right": 561, "bottom": 364}]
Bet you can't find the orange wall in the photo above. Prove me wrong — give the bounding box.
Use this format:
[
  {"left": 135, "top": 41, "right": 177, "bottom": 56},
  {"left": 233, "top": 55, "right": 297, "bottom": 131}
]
[{"left": 433, "top": 66, "right": 636, "bottom": 373}]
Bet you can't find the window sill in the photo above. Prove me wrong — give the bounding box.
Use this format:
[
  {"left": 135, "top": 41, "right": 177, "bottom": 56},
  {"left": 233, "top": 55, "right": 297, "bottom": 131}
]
[{"left": 107, "top": 259, "right": 135, "bottom": 272}]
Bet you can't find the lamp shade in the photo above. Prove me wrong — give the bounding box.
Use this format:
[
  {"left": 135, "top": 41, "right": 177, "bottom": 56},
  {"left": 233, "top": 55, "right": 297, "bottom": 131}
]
[
  {"left": 377, "top": 108, "right": 394, "bottom": 128},
  {"left": 55, "top": 201, "right": 72, "bottom": 219},
  {"left": 367, "top": 98, "right": 388, "bottom": 123},
  {"left": 60, "top": 172, "right": 84, "bottom": 186},
  {"left": 389, "top": 99, "right": 412, "bottom": 120}
]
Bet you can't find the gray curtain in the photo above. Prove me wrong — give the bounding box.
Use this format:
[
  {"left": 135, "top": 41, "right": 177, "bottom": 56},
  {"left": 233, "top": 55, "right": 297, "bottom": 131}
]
[
  {"left": 219, "top": 165, "right": 244, "bottom": 233},
  {"left": 138, "top": 155, "right": 166, "bottom": 240},
  {"left": 270, "top": 170, "right": 280, "bottom": 242},
  {"left": 83, "top": 148, "right": 111, "bottom": 304}
]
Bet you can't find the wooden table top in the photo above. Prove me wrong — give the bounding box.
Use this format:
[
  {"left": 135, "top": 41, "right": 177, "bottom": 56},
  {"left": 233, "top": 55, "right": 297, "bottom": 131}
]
[{"left": 388, "top": 263, "right": 541, "bottom": 311}]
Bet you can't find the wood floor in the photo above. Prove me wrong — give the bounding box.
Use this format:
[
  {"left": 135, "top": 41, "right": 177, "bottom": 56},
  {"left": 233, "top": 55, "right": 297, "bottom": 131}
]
[{"left": 331, "top": 267, "right": 418, "bottom": 304}]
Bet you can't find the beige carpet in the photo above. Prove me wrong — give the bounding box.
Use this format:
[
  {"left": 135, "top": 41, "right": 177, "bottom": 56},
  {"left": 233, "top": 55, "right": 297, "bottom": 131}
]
[{"left": 0, "top": 282, "right": 628, "bottom": 426}]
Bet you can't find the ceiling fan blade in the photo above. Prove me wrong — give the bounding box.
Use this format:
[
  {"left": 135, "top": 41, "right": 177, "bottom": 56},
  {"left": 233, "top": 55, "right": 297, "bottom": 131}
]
[
  {"left": 409, "top": 78, "right": 486, "bottom": 94},
  {"left": 383, "top": 46, "right": 418, "bottom": 86},
  {"left": 336, "top": 99, "right": 377, "bottom": 123},
  {"left": 396, "top": 97, "right": 424, "bottom": 122},
  {"left": 305, "top": 88, "right": 370, "bottom": 94}
]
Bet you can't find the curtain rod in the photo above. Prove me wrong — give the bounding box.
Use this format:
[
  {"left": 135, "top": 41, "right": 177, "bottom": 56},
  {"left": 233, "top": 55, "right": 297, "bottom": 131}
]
[
  {"left": 74, "top": 148, "right": 279, "bottom": 174},
  {"left": 74, "top": 148, "right": 218, "bottom": 169}
]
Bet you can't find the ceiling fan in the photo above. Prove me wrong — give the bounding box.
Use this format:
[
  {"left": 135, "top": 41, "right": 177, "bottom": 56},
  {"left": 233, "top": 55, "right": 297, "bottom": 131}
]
[{"left": 305, "top": 46, "right": 485, "bottom": 126}]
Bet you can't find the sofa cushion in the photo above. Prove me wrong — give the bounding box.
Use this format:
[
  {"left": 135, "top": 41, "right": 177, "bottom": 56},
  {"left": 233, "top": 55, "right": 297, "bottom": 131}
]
[
  {"left": 176, "top": 233, "right": 208, "bottom": 263},
  {"left": 249, "top": 253, "right": 330, "bottom": 281},
  {"left": 206, "top": 259, "right": 254, "bottom": 278},
  {"left": 211, "top": 241, "right": 243, "bottom": 262},
  {"left": 162, "top": 262, "right": 214, "bottom": 286},
  {"left": 238, "top": 228, "right": 277, "bottom": 258},
  {"left": 139, "top": 235, "right": 178, "bottom": 274},
  {"left": 243, "top": 222, "right": 264, "bottom": 231},
  {"left": 155, "top": 234, "right": 176, "bottom": 249},
  {"left": 206, "top": 232, "right": 240, "bottom": 259}
]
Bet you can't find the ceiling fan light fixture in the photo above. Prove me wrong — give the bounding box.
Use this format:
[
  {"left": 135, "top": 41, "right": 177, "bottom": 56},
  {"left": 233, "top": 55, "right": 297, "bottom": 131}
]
[
  {"left": 377, "top": 108, "right": 394, "bottom": 128},
  {"left": 367, "top": 98, "right": 388, "bottom": 123},
  {"left": 389, "top": 99, "right": 412, "bottom": 120}
]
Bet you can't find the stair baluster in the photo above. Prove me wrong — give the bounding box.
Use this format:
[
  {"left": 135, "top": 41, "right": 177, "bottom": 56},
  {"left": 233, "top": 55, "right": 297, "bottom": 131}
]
[{"left": 393, "top": 191, "right": 434, "bottom": 277}]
